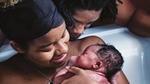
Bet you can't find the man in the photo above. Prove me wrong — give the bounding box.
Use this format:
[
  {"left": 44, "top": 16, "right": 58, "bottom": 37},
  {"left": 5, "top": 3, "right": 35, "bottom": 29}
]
[
  {"left": 53, "top": 0, "right": 119, "bottom": 40},
  {"left": 53, "top": 0, "right": 150, "bottom": 41}
]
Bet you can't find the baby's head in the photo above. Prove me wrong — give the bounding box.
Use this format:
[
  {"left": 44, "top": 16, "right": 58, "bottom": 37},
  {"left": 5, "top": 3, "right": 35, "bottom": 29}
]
[
  {"left": 96, "top": 44, "right": 124, "bottom": 78},
  {"left": 75, "top": 44, "right": 124, "bottom": 77}
]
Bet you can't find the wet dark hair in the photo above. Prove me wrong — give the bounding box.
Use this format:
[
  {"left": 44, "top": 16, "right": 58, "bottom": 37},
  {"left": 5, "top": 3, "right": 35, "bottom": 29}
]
[
  {"left": 97, "top": 44, "right": 124, "bottom": 79},
  {"left": 53, "top": 0, "right": 122, "bottom": 29}
]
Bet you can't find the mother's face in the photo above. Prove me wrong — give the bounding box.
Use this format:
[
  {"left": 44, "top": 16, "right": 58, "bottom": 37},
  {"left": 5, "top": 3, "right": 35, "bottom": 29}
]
[
  {"left": 68, "top": 10, "right": 102, "bottom": 40},
  {"left": 25, "top": 22, "right": 70, "bottom": 68}
]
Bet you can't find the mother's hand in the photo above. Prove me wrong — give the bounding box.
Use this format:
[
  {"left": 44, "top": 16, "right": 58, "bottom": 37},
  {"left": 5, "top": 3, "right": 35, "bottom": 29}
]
[{"left": 62, "top": 66, "right": 98, "bottom": 84}]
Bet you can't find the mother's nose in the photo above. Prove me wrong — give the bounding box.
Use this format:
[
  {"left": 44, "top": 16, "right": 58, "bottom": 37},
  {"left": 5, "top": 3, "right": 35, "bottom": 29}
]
[{"left": 55, "top": 40, "right": 68, "bottom": 55}]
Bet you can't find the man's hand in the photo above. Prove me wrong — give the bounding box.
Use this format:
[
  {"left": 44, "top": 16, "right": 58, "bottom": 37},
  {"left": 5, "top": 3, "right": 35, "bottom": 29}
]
[{"left": 62, "top": 66, "right": 98, "bottom": 84}]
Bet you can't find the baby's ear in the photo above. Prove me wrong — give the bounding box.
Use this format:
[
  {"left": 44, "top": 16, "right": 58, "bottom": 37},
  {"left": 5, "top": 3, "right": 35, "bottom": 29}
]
[{"left": 92, "top": 61, "right": 103, "bottom": 69}]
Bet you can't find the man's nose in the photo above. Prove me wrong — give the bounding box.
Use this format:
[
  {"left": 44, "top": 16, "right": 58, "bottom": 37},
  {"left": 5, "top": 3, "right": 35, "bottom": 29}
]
[{"left": 73, "top": 25, "right": 85, "bottom": 34}]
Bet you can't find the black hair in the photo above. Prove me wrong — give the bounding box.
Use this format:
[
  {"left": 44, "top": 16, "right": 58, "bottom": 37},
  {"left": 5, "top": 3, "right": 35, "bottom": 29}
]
[
  {"left": 97, "top": 44, "right": 124, "bottom": 79},
  {"left": 53, "top": 0, "right": 122, "bottom": 28}
]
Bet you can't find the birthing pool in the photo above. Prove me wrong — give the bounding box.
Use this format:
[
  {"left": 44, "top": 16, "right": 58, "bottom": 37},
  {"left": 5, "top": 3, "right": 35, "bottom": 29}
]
[
  {"left": 80, "top": 25, "right": 150, "bottom": 84},
  {"left": 0, "top": 43, "right": 17, "bottom": 62}
]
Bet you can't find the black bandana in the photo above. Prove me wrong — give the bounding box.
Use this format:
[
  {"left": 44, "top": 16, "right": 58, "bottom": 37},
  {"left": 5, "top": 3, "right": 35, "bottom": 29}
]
[{"left": 0, "top": 0, "right": 64, "bottom": 41}]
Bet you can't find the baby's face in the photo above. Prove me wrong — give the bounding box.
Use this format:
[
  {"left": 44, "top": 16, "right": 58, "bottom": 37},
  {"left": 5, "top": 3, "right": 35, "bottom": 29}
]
[{"left": 75, "top": 45, "right": 101, "bottom": 69}]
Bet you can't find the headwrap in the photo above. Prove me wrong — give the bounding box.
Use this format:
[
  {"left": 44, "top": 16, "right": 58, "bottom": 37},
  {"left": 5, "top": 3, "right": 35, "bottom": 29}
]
[{"left": 0, "top": 0, "right": 64, "bottom": 42}]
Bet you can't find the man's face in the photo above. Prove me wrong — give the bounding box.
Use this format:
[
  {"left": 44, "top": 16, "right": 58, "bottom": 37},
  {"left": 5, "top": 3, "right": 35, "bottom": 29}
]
[
  {"left": 24, "top": 22, "right": 70, "bottom": 68},
  {"left": 75, "top": 45, "right": 101, "bottom": 69},
  {"left": 68, "top": 10, "right": 102, "bottom": 40}
]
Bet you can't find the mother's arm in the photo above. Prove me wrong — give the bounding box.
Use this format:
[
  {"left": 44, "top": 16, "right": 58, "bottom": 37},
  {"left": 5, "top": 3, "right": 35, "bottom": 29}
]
[
  {"left": 62, "top": 66, "right": 98, "bottom": 84},
  {"left": 62, "top": 67, "right": 129, "bottom": 84},
  {"left": 111, "top": 70, "right": 129, "bottom": 84}
]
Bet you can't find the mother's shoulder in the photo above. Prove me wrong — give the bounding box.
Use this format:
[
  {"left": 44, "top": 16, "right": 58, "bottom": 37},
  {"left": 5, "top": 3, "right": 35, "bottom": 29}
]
[{"left": 68, "top": 36, "right": 105, "bottom": 56}]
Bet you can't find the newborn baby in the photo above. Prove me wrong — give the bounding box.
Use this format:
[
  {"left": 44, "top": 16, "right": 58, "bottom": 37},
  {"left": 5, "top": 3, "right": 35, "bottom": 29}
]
[{"left": 53, "top": 44, "right": 124, "bottom": 84}]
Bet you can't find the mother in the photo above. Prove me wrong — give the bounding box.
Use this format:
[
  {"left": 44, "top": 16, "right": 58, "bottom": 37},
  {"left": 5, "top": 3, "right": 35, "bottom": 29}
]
[
  {"left": 0, "top": 0, "right": 106, "bottom": 84},
  {"left": 0, "top": 0, "right": 70, "bottom": 84}
]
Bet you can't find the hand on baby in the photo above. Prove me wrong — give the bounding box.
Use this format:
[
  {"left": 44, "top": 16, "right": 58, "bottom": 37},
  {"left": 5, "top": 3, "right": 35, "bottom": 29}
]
[{"left": 61, "top": 66, "right": 98, "bottom": 84}]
